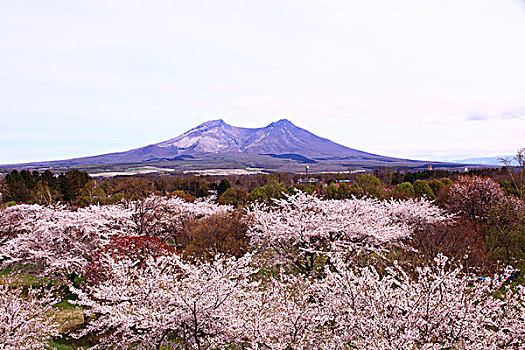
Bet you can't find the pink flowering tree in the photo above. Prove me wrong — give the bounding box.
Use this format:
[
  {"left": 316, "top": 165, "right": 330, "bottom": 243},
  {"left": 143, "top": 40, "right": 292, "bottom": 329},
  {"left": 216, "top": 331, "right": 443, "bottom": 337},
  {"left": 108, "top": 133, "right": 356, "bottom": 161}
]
[
  {"left": 0, "top": 276, "right": 61, "bottom": 349},
  {"left": 227, "top": 270, "right": 329, "bottom": 350},
  {"left": 447, "top": 175, "right": 504, "bottom": 223},
  {"left": 69, "top": 251, "right": 525, "bottom": 349},
  {"left": 247, "top": 192, "right": 449, "bottom": 273},
  {"left": 71, "top": 253, "right": 256, "bottom": 349},
  {"left": 317, "top": 254, "right": 525, "bottom": 349},
  {"left": 0, "top": 196, "right": 229, "bottom": 278},
  {"left": 126, "top": 195, "right": 232, "bottom": 242},
  {"left": 0, "top": 204, "right": 134, "bottom": 277}
]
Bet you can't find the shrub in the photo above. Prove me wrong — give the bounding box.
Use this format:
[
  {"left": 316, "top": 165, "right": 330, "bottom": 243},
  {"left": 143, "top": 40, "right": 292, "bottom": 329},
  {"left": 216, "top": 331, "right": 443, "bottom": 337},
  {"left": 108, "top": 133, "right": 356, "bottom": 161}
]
[
  {"left": 486, "top": 196, "right": 525, "bottom": 261},
  {"left": 429, "top": 179, "right": 445, "bottom": 196},
  {"left": 413, "top": 180, "right": 435, "bottom": 199},
  {"left": 406, "top": 219, "right": 491, "bottom": 272},
  {"left": 218, "top": 187, "right": 248, "bottom": 206},
  {"left": 356, "top": 174, "right": 385, "bottom": 198},
  {"left": 247, "top": 183, "right": 286, "bottom": 204},
  {"left": 391, "top": 182, "right": 415, "bottom": 199},
  {"left": 441, "top": 177, "right": 453, "bottom": 186},
  {"left": 217, "top": 179, "right": 231, "bottom": 196},
  {"left": 169, "top": 190, "right": 196, "bottom": 203},
  {"left": 180, "top": 210, "right": 249, "bottom": 261}
]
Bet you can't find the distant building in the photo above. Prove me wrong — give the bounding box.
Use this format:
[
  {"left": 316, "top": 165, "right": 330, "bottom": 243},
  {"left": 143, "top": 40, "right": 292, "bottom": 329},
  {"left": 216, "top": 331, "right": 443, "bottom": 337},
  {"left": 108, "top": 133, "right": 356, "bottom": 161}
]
[{"left": 297, "top": 178, "right": 317, "bottom": 184}]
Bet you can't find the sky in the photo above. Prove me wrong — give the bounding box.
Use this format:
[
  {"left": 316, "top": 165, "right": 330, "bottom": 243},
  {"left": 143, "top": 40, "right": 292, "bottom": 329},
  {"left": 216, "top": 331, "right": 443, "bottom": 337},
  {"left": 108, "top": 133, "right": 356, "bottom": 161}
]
[{"left": 1, "top": 0, "right": 525, "bottom": 164}]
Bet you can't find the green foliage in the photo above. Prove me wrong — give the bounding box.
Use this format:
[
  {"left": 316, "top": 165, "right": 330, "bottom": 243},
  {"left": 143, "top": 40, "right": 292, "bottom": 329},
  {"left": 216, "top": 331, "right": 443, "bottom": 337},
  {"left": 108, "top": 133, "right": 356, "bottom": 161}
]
[
  {"left": 485, "top": 198, "right": 525, "bottom": 261},
  {"left": 428, "top": 179, "right": 444, "bottom": 196},
  {"left": 403, "top": 169, "right": 451, "bottom": 183},
  {"left": 326, "top": 183, "right": 339, "bottom": 200},
  {"left": 391, "top": 182, "right": 415, "bottom": 198},
  {"left": 440, "top": 177, "right": 453, "bottom": 186},
  {"left": 247, "top": 187, "right": 269, "bottom": 203},
  {"left": 151, "top": 175, "right": 210, "bottom": 198},
  {"left": 322, "top": 182, "right": 354, "bottom": 200},
  {"left": 217, "top": 179, "right": 231, "bottom": 196},
  {"left": 247, "top": 183, "right": 287, "bottom": 204},
  {"left": 77, "top": 180, "right": 107, "bottom": 206},
  {"left": 218, "top": 187, "right": 247, "bottom": 206},
  {"left": 337, "top": 182, "right": 352, "bottom": 199},
  {"left": 356, "top": 174, "right": 385, "bottom": 198},
  {"left": 58, "top": 170, "right": 90, "bottom": 202},
  {"left": 349, "top": 183, "right": 360, "bottom": 197},
  {"left": 2, "top": 169, "right": 91, "bottom": 205},
  {"left": 413, "top": 180, "right": 435, "bottom": 199},
  {"left": 499, "top": 180, "right": 520, "bottom": 197},
  {"left": 486, "top": 224, "right": 525, "bottom": 261},
  {"left": 34, "top": 180, "right": 61, "bottom": 205},
  {"left": 285, "top": 186, "right": 297, "bottom": 196},
  {"left": 5, "top": 169, "right": 34, "bottom": 202}
]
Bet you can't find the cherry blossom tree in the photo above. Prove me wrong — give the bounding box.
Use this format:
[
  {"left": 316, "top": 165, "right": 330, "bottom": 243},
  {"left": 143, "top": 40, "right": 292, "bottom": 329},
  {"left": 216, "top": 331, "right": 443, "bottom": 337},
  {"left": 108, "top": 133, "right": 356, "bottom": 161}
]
[
  {"left": 0, "top": 196, "right": 229, "bottom": 277},
  {"left": 0, "top": 276, "right": 60, "bottom": 349},
  {"left": 247, "top": 192, "right": 449, "bottom": 273},
  {"left": 71, "top": 253, "right": 256, "bottom": 349},
  {"left": 227, "top": 271, "right": 328, "bottom": 350},
  {"left": 0, "top": 204, "right": 134, "bottom": 276},
  {"left": 1, "top": 191, "right": 523, "bottom": 349},
  {"left": 70, "top": 250, "right": 525, "bottom": 349},
  {"left": 83, "top": 235, "right": 174, "bottom": 285},
  {"left": 317, "top": 254, "right": 525, "bottom": 349},
  {"left": 73, "top": 253, "right": 328, "bottom": 350},
  {"left": 125, "top": 195, "right": 232, "bottom": 241},
  {"left": 447, "top": 175, "right": 504, "bottom": 223}
]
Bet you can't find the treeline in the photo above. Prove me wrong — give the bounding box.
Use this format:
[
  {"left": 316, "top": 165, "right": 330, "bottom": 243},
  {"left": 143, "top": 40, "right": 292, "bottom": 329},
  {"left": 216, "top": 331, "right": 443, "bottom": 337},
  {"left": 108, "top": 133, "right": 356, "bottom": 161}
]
[
  {"left": 1, "top": 169, "right": 91, "bottom": 205},
  {"left": 1, "top": 165, "right": 523, "bottom": 207},
  {"left": 0, "top": 170, "right": 294, "bottom": 206}
]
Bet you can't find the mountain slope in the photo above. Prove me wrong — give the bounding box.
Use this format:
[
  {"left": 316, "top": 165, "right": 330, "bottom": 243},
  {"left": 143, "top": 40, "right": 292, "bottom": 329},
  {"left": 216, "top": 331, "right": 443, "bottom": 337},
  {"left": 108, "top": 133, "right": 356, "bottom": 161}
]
[
  {"left": 155, "top": 119, "right": 403, "bottom": 160},
  {"left": 1, "top": 119, "right": 463, "bottom": 172}
]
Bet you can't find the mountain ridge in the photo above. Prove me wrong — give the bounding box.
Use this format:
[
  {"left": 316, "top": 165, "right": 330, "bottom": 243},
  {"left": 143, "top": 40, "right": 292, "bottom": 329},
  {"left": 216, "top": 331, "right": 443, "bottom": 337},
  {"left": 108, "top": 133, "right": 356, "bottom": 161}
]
[{"left": 0, "top": 119, "right": 467, "bottom": 173}]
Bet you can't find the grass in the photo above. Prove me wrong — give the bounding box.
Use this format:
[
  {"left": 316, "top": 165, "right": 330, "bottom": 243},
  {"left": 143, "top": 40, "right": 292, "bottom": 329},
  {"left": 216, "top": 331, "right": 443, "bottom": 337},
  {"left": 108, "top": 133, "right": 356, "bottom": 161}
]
[
  {"left": 0, "top": 268, "right": 88, "bottom": 349},
  {"left": 52, "top": 300, "right": 84, "bottom": 331},
  {"left": 48, "top": 300, "right": 88, "bottom": 349}
]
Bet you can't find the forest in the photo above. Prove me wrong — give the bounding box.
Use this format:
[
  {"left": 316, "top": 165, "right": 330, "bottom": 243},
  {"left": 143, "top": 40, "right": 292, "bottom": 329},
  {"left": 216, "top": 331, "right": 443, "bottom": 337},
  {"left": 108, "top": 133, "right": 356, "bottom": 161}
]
[{"left": 0, "top": 158, "right": 524, "bottom": 349}]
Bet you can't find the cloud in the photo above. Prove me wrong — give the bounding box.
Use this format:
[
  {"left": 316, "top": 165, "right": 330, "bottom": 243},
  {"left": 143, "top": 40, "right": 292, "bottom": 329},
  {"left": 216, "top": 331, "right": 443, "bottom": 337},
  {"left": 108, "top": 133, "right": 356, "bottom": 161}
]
[
  {"left": 501, "top": 108, "right": 525, "bottom": 120},
  {"left": 466, "top": 115, "right": 489, "bottom": 121},
  {"left": 2, "top": 0, "right": 525, "bottom": 162},
  {"left": 465, "top": 105, "right": 525, "bottom": 122}
]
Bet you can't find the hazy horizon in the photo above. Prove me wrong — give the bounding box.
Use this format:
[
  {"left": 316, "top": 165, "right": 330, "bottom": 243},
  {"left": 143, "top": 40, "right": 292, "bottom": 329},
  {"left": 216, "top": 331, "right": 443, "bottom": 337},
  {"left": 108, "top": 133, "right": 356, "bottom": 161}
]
[{"left": 2, "top": 0, "right": 525, "bottom": 164}]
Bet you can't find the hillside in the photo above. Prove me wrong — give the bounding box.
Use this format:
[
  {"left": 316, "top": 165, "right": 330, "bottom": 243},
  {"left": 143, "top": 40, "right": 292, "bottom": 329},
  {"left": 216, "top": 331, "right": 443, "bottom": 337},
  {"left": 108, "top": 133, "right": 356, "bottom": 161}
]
[{"left": 1, "top": 119, "right": 466, "bottom": 173}]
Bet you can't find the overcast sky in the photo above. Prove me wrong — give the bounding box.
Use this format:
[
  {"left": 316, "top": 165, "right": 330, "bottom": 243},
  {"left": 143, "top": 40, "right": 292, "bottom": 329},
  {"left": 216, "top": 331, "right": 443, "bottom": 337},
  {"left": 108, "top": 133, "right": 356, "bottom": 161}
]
[{"left": 2, "top": 0, "right": 525, "bottom": 164}]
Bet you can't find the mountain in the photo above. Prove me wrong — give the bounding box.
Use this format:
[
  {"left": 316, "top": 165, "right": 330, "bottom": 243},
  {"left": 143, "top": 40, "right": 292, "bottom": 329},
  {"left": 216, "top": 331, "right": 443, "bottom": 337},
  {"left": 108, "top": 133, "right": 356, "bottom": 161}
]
[
  {"left": 1, "top": 119, "right": 466, "bottom": 173},
  {"left": 155, "top": 119, "right": 402, "bottom": 160}
]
